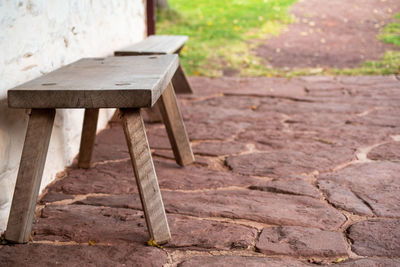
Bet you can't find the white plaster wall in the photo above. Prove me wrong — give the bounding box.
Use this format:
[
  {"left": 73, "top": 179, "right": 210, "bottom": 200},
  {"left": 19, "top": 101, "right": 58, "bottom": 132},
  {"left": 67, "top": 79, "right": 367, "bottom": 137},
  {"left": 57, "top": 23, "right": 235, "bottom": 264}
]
[{"left": 0, "top": 0, "right": 146, "bottom": 231}]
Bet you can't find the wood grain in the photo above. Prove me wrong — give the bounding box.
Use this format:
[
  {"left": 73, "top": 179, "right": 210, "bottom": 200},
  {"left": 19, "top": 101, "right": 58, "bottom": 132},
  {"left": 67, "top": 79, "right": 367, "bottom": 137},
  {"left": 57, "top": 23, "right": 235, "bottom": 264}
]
[
  {"left": 114, "top": 35, "right": 188, "bottom": 55},
  {"left": 5, "top": 109, "right": 55, "bottom": 243},
  {"left": 157, "top": 83, "right": 195, "bottom": 166},
  {"left": 172, "top": 64, "right": 193, "bottom": 94},
  {"left": 8, "top": 55, "right": 179, "bottom": 108},
  {"left": 121, "top": 108, "right": 171, "bottom": 244},
  {"left": 78, "top": 108, "right": 99, "bottom": 169}
]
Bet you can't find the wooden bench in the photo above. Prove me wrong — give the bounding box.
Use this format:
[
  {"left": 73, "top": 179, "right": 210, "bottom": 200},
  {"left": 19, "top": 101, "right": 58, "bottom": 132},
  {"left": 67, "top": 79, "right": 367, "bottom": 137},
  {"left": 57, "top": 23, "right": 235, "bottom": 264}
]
[
  {"left": 115, "top": 35, "right": 192, "bottom": 94},
  {"left": 6, "top": 55, "right": 194, "bottom": 244}
]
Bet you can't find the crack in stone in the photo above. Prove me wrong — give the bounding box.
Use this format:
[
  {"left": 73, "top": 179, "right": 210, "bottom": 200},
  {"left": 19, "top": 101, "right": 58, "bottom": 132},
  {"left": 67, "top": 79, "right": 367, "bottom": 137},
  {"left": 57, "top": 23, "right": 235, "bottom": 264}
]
[
  {"left": 172, "top": 248, "right": 348, "bottom": 264},
  {"left": 32, "top": 240, "right": 114, "bottom": 247},
  {"left": 314, "top": 183, "right": 350, "bottom": 230},
  {"left": 316, "top": 170, "right": 377, "bottom": 218},
  {"left": 342, "top": 231, "right": 363, "bottom": 259},
  {"left": 152, "top": 152, "right": 175, "bottom": 161},
  {"left": 44, "top": 193, "right": 112, "bottom": 206},
  {"left": 356, "top": 107, "right": 382, "bottom": 117},
  {"left": 328, "top": 143, "right": 385, "bottom": 172},
  {"left": 163, "top": 250, "right": 215, "bottom": 267},
  {"left": 336, "top": 212, "right": 366, "bottom": 259},
  {"left": 91, "top": 157, "right": 131, "bottom": 167},
  {"left": 191, "top": 138, "right": 236, "bottom": 145},
  {"left": 350, "top": 191, "right": 376, "bottom": 216},
  {"left": 253, "top": 229, "right": 263, "bottom": 253},
  {"left": 247, "top": 185, "right": 310, "bottom": 197},
  {"left": 168, "top": 249, "right": 267, "bottom": 260},
  {"left": 223, "top": 93, "right": 315, "bottom": 103},
  {"left": 179, "top": 93, "right": 224, "bottom": 103},
  {"left": 198, "top": 216, "right": 270, "bottom": 231},
  {"left": 390, "top": 135, "right": 400, "bottom": 142},
  {"left": 160, "top": 186, "right": 251, "bottom": 194}
]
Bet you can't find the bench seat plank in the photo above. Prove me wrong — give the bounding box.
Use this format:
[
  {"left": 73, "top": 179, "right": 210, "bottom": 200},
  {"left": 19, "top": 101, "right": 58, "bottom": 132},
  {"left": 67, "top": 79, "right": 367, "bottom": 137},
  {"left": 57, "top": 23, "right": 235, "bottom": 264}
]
[
  {"left": 8, "top": 55, "right": 179, "bottom": 109},
  {"left": 115, "top": 35, "right": 188, "bottom": 55}
]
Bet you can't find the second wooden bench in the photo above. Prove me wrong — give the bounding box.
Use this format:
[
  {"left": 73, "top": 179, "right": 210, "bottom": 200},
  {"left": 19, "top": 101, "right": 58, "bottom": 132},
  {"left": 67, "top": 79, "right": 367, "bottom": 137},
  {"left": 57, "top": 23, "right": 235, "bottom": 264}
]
[{"left": 115, "top": 35, "right": 193, "bottom": 94}]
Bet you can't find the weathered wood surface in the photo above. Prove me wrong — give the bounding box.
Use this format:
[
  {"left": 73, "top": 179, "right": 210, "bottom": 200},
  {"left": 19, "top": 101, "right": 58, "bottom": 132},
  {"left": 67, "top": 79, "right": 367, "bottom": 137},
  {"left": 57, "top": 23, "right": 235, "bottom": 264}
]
[
  {"left": 115, "top": 35, "right": 188, "bottom": 56},
  {"left": 114, "top": 35, "right": 193, "bottom": 95},
  {"left": 157, "top": 83, "right": 195, "bottom": 166},
  {"left": 78, "top": 108, "right": 99, "bottom": 169},
  {"left": 8, "top": 55, "right": 179, "bottom": 109},
  {"left": 5, "top": 109, "right": 55, "bottom": 243},
  {"left": 172, "top": 64, "right": 193, "bottom": 94},
  {"left": 121, "top": 108, "right": 171, "bottom": 244}
]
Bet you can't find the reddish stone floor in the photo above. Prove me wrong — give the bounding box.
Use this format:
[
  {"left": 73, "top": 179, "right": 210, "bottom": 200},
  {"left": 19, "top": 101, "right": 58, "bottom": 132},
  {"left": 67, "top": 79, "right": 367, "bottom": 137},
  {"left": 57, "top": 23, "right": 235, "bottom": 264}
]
[{"left": 2, "top": 76, "right": 400, "bottom": 266}]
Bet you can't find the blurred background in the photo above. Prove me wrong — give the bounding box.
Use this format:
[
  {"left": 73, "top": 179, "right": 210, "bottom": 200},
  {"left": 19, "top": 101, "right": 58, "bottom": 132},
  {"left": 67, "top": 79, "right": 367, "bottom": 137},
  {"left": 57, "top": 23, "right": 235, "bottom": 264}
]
[{"left": 155, "top": 0, "right": 400, "bottom": 77}]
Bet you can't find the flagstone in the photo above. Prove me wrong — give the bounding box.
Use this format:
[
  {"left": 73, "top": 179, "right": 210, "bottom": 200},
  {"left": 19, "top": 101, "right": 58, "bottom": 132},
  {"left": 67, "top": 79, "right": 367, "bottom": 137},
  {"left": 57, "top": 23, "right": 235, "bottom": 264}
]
[
  {"left": 347, "top": 219, "right": 400, "bottom": 257},
  {"left": 256, "top": 226, "right": 348, "bottom": 257},
  {"left": 318, "top": 162, "right": 400, "bottom": 217}
]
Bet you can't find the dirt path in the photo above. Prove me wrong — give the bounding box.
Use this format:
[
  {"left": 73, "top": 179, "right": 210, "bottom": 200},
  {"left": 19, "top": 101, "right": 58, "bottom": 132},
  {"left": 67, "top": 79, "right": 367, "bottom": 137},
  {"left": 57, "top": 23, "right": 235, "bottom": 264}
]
[{"left": 257, "top": 0, "right": 400, "bottom": 68}]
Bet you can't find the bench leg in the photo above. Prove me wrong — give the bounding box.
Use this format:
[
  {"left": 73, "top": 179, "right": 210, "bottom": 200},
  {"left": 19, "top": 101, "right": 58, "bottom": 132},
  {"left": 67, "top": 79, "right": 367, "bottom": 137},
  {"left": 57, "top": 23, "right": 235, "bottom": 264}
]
[
  {"left": 144, "top": 64, "right": 192, "bottom": 123},
  {"left": 5, "top": 109, "right": 55, "bottom": 243},
  {"left": 157, "top": 83, "right": 195, "bottom": 166},
  {"left": 172, "top": 64, "right": 193, "bottom": 94},
  {"left": 120, "top": 108, "right": 171, "bottom": 244},
  {"left": 78, "top": 108, "right": 99, "bottom": 169}
]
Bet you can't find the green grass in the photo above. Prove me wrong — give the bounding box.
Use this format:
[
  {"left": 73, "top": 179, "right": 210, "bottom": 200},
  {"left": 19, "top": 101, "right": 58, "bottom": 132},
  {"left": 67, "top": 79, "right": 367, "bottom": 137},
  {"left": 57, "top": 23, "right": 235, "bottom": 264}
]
[
  {"left": 332, "top": 51, "right": 400, "bottom": 76},
  {"left": 276, "top": 50, "right": 400, "bottom": 77},
  {"left": 334, "top": 13, "right": 400, "bottom": 76},
  {"left": 157, "top": 3, "right": 400, "bottom": 77},
  {"left": 156, "top": 0, "right": 296, "bottom": 76},
  {"left": 379, "top": 13, "right": 400, "bottom": 46}
]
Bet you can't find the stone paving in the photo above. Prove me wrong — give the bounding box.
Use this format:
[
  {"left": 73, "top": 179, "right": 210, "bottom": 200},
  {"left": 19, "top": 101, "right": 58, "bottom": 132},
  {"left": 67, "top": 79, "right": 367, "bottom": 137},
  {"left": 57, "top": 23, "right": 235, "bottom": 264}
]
[{"left": 1, "top": 76, "right": 400, "bottom": 266}]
